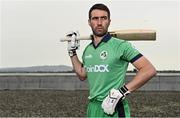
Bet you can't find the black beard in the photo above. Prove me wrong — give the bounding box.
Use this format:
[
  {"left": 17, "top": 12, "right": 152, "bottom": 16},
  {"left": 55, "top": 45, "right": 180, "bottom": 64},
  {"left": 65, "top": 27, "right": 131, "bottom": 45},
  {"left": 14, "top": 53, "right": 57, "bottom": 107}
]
[{"left": 92, "top": 30, "right": 107, "bottom": 37}]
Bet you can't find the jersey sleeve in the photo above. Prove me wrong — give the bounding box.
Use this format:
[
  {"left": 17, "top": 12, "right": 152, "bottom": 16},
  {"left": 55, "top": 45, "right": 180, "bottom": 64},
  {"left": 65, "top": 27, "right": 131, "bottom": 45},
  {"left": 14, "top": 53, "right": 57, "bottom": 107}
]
[
  {"left": 82, "top": 44, "right": 89, "bottom": 67},
  {"left": 119, "top": 41, "right": 143, "bottom": 63}
]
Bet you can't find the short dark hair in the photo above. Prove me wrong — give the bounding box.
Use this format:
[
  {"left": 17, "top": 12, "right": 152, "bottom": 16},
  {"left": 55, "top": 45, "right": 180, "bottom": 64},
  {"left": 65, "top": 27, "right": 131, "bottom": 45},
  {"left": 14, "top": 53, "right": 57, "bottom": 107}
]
[{"left": 88, "top": 3, "right": 110, "bottom": 19}]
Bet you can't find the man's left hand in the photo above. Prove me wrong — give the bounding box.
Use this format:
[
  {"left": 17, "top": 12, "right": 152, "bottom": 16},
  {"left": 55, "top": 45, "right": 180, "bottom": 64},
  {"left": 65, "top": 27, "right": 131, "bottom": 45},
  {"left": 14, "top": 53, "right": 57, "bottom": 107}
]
[{"left": 101, "top": 85, "right": 130, "bottom": 115}]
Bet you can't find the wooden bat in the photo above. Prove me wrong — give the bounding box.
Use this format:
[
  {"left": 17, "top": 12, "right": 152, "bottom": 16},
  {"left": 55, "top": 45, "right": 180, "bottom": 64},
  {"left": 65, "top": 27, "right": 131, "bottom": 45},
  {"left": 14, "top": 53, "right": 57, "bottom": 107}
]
[{"left": 60, "top": 29, "right": 156, "bottom": 42}]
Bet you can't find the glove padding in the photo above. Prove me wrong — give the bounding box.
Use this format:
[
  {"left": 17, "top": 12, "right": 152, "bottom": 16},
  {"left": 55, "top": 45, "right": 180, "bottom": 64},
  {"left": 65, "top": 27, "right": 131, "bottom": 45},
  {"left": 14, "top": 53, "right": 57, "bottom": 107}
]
[
  {"left": 101, "top": 85, "right": 130, "bottom": 115},
  {"left": 66, "top": 31, "right": 80, "bottom": 52}
]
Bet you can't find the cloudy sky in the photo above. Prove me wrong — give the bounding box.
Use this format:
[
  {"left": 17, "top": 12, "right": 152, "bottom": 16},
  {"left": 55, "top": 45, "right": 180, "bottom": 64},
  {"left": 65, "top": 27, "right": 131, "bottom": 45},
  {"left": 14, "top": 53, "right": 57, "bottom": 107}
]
[{"left": 1, "top": 0, "right": 180, "bottom": 70}]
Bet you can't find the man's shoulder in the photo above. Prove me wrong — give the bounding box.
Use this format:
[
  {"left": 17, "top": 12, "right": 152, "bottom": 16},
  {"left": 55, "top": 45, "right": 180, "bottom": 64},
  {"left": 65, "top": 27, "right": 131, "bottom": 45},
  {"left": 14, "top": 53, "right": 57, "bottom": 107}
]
[
  {"left": 110, "top": 37, "right": 128, "bottom": 45},
  {"left": 83, "top": 42, "right": 92, "bottom": 52},
  {"left": 85, "top": 42, "right": 92, "bottom": 48},
  {"left": 110, "top": 37, "right": 134, "bottom": 50}
]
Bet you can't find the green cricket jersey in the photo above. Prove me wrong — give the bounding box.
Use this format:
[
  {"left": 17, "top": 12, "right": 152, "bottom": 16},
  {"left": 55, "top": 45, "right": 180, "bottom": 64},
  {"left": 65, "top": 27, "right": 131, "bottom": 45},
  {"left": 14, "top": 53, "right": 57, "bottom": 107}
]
[{"left": 82, "top": 33, "right": 142, "bottom": 101}]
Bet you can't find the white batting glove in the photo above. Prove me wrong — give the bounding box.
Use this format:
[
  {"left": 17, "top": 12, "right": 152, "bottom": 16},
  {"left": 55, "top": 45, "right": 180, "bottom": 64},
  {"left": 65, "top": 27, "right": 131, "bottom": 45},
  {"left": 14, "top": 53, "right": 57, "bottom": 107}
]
[
  {"left": 66, "top": 31, "right": 80, "bottom": 57},
  {"left": 101, "top": 85, "right": 130, "bottom": 115}
]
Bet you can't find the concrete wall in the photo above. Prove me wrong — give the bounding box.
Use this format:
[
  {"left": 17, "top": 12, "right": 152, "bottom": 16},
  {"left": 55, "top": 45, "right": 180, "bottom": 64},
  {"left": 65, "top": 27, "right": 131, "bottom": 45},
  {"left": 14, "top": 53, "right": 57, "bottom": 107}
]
[
  {"left": 126, "top": 73, "right": 180, "bottom": 91},
  {"left": 0, "top": 73, "right": 179, "bottom": 91}
]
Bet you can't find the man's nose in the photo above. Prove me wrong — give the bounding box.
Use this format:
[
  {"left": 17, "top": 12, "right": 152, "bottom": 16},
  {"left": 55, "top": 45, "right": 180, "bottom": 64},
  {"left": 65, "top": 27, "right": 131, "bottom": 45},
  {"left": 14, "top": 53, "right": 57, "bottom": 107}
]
[{"left": 97, "top": 18, "right": 103, "bottom": 25}]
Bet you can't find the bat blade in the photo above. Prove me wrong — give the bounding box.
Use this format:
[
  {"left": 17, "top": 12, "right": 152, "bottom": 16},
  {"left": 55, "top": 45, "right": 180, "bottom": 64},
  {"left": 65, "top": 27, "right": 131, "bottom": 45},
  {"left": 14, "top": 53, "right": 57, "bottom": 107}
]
[
  {"left": 109, "top": 29, "right": 156, "bottom": 41},
  {"left": 60, "top": 29, "right": 156, "bottom": 42}
]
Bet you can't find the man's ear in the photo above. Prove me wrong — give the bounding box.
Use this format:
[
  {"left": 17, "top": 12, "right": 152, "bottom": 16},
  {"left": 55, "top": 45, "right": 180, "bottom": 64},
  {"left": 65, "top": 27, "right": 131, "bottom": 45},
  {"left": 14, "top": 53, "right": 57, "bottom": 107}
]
[
  {"left": 88, "top": 19, "right": 91, "bottom": 27},
  {"left": 109, "top": 19, "right": 111, "bottom": 25}
]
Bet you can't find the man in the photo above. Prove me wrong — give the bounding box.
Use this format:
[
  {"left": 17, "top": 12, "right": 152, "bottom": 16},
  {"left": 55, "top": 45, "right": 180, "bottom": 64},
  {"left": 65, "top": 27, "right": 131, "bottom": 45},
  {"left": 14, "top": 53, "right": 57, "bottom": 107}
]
[{"left": 67, "top": 3, "right": 156, "bottom": 118}]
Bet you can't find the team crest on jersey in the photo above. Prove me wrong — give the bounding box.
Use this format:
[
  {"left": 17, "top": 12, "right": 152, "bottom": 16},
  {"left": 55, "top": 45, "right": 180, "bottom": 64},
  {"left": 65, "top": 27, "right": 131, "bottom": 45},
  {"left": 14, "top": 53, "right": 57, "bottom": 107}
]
[{"left": 100, "top": 50, "right": 108, "bottom": 60}]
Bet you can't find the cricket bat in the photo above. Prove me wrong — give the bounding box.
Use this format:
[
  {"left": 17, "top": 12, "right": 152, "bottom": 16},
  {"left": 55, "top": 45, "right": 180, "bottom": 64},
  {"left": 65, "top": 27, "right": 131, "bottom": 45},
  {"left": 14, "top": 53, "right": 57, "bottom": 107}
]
[{"left": 60, "top": 29, "right": 156, "bottom": 42}]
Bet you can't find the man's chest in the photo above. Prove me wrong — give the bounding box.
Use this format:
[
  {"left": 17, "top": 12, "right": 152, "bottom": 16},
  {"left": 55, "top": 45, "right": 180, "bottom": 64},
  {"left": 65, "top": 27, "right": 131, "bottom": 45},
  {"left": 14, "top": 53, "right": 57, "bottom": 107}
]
[{"left": 83, "top": 44, "right": 122, "bottom": 72}]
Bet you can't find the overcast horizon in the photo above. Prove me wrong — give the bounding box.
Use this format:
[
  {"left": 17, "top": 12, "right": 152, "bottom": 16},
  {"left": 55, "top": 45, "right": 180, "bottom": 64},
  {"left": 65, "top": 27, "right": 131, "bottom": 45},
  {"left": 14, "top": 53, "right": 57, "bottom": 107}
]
[{"left": 1, "top": 0, "right": 180, "bottom": 70}]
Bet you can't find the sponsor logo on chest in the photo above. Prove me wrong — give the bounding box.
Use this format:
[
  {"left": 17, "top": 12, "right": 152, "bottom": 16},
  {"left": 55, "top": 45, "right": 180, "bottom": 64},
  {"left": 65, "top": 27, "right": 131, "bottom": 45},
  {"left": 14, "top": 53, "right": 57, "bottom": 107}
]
[{"left": 85, "top": 65, "right": 109, "bottom": 73}]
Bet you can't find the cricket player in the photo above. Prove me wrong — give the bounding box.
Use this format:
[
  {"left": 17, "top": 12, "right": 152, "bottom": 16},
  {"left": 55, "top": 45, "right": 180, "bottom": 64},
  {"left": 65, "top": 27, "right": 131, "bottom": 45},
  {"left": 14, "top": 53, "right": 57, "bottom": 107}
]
[{"left": 66, "top": 3, "right": 157, "bottom": 118}]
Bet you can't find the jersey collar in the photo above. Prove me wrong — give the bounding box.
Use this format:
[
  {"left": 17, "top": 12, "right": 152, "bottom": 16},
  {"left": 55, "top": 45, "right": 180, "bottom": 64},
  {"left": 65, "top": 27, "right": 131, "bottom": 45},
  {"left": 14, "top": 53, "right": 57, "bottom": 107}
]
[{"left": 91, "top": 33, "right": 112, "bottom": 49}]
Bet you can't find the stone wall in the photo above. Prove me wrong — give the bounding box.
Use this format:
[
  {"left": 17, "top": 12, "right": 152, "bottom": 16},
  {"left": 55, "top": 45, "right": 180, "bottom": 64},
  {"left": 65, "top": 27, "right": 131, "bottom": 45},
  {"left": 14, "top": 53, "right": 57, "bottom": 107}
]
[{"left": 0, "top": 73, "right": 179, "bottom": 91}]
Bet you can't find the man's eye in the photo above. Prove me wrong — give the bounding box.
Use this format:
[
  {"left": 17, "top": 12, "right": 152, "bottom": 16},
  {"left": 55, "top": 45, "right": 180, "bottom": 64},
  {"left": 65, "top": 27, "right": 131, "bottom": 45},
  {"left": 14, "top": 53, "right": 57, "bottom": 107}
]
[
  {"left": 101, "top": 16, "right": 108, "bottom": 20},
  {"left": 92, "top": 17, "right": 98, "bottom": 20}
]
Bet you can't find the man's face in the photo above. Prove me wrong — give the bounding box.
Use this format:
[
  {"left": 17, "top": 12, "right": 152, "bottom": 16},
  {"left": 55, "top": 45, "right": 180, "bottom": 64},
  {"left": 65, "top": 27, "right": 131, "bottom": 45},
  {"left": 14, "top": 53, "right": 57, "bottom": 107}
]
[{"left": 88, "top": 9, "right": 111, "bottom": 37}]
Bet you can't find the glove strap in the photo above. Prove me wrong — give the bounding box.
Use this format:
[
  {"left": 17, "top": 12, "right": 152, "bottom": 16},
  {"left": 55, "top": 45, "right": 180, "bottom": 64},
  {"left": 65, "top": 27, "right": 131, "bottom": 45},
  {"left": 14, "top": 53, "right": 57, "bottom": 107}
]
[
  {"left": 119, "top": 85, "right": 130, "bottom": 96},
  {"left": 68, "top": 50, "right": 77, "bottom": 57}
]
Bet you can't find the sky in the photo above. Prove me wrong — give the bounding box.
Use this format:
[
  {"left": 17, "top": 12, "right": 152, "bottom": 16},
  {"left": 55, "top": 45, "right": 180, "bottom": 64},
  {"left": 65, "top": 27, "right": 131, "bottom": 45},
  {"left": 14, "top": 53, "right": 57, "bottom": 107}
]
[{"left": 0, "top": 0, "right": 180, "bottom": 70}]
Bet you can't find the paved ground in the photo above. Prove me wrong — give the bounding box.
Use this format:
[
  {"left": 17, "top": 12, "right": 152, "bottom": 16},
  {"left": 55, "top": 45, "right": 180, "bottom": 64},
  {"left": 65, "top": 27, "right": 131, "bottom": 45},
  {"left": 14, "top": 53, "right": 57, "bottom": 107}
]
[{"left": 0, "top": 90, "right": 179, "bottom": 117}]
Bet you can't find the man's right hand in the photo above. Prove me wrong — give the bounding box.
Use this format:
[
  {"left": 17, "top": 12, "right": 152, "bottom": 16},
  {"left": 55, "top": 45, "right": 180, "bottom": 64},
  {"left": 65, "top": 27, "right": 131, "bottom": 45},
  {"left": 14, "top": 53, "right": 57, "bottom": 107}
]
[{"left": 66, "top": 31, "right": 80, "bottom": 57}]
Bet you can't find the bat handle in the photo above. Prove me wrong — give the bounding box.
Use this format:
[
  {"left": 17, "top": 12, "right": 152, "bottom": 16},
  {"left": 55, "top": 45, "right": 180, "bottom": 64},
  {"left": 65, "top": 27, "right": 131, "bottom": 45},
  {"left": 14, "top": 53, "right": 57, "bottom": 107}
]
[{"left": 60, "top": 36, "right": 91, "bottom": 42}]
